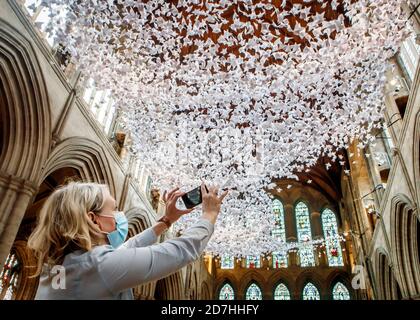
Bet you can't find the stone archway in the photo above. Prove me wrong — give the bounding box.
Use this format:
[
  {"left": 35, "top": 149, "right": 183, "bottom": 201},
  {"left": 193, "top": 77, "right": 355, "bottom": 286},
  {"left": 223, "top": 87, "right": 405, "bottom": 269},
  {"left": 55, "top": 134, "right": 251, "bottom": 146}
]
[
  {"left": 2, "top": 131, "right": 119, "bottom": 299},
  {"left": 0, "top": 19, "right": 52, "bottom": 266},
  {"left": 390, "top": 195, "right": 420, "bottom": 298},
  {"left": 40, "top": 137, "right": 116, "bottom": 198},
  {"left": 215, "top": 278, "right": 237, "bottom": 300},
  {"left": 295, "top": 271, "right": 325, "bottom": 300},
  {"left": 201, "top": 281, "right": 210, "bottom": 300},
  {"left": 374, "top": 249, "right": 402, "bottom": 300},
  {"left": 125, "top": 207, "right": 152, "bottom": 238},
  {"left": 327, "top": 271, "right": 354, "bottom": 300},
  {"left": 154, "top": 271, "right": 185, "bottom": 300}
]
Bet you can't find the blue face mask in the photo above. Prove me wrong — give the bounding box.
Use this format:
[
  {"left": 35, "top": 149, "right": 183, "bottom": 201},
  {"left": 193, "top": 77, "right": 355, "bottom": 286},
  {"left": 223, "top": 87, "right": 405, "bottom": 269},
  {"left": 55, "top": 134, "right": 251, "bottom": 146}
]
[{"left": 100, "top": 211, "right": 128, "bottom": 249}]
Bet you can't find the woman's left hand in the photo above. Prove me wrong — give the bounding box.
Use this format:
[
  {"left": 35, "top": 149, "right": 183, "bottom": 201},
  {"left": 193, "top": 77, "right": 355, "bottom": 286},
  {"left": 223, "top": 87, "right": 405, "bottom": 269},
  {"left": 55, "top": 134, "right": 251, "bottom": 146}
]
[{"left": 162, "top": 187, "right": 193, "bottom": 224}]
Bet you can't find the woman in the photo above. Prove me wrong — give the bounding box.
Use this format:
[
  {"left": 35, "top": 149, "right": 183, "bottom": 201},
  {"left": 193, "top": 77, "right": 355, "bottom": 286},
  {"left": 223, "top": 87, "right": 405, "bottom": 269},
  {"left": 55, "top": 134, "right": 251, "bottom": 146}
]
[{"left": 28, "top": 181, "right": 227, "bottom": 299}]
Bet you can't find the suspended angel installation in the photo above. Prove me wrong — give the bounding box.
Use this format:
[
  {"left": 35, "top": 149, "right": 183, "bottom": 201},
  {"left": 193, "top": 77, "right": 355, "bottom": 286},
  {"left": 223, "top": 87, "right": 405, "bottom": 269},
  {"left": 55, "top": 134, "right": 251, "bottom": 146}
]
[{"left": 36, "top": 0, "right": 413, "bottom": 257}]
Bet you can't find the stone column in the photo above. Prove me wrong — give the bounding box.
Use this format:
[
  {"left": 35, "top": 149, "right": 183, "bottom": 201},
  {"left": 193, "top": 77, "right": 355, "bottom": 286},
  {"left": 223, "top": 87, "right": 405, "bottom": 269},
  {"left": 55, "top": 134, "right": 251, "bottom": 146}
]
[
  {"left": 283, "top": 204, "right": 297, "bottom": 266},
  {"left": 310, "top": 211, "right": 324, "bottom": 266},
  {"left": 0, "top": 173, "right": 37, "bottom": 266},
  {"left": 310, "top": 211, "right": 323, "bottom": 240},
  {"left": 284, "top": 204, "right": 297, "bottom": 242}
]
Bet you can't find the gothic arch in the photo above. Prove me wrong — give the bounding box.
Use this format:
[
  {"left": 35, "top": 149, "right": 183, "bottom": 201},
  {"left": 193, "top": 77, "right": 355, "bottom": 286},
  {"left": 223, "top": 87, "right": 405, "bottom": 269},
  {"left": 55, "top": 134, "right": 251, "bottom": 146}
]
[
  {"left": 272, "top": 278, "right": 292, "bottom": 300},
  {"left": 154, "top": 271, "right": 184, "bottom": 300},
  {"left": 293, "top": 199, "right": 313, "bottom": 233},
  {"left": 238, "top": 271, "right": 266, "bottom": 297},
  {"left": 267, "top": 270, "right": 293, "bottom": 294},
  {"left": 243, "top": 280, "right": 264, "bottom": 300},
  {"left": 0, "top": 19, "right": 51, "bottom": 182},
  {"left": 125, "top": 207, "right": 152, "bottom": 237},
  {"left": 0, "top": 19, "right": 51, "bottom": 266},
  {"left": 293, "top": 198, "right": 312, "bottom": 213},
  {"left": 390, "top": 194, "right": 420, "bottom": 297},
  {"left": 40, "top": 137, "right": 116, "bottom": 197},
  {"left": 374, "top": 249, "right": 402, "bottom": 300},
  {"left": 201, "top": 281, "right": 210, "bottom": 300},
  {"left": 189, "top": 271, "right": 198, "bottom": 300},
  {"left": 295, "top": 271, "right": 324, "bottom": 299},
  {"left": 320, "top": 207, "right": 343, "bottom": 232},
  {"left": 327, "top": 271, "right": 353, "bottom": 300},
  {"left": 216, "top": 278, "right": 236, "bottom": 299}
]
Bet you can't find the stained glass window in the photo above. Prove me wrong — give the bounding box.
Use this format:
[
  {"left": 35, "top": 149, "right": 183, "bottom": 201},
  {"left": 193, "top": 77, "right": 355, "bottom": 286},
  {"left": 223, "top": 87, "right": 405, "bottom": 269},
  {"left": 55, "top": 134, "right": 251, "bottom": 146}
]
[
  {"left": 219, "top": 283, "right": 235, "bottom": 300},
  {"left": 246, "top": 256, "right": 261, "bottom": 268},
  {"left": 302, "top": 282, "right": 320, "bottom": 300},
  {"left": 0, "top": 252, "right": 21, "bottom": 300},
  {"left": 221, "top": 255, "right": 234, "bottom": 269},
  {"left": 272, "top": 199, "right": 288, "bottom": 268},
  {"left": 295, "top": 202, "right": 315, "bottom": 267},
  {"left": 322, "top": 209, "right": 344, "bottom": 267},
  {"left": 332, "top": 282, "right": 351, "bottom": 300},
  {"left": 274, "top": 283, "right": 291, "bottom": 300},
  {"left": 245, "top": 283, "right": 263, "bottom": 300}
]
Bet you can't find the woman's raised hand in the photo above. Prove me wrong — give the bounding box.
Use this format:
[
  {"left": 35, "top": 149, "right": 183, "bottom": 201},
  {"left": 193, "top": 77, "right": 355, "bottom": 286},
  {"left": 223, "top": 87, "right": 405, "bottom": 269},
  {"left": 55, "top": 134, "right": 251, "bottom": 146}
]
[
  {"left": 201, "top": 182, "right": 228, "bottom": 225},
  {"left": 162, "top": 187, "right": 193, "bottom": 224}
]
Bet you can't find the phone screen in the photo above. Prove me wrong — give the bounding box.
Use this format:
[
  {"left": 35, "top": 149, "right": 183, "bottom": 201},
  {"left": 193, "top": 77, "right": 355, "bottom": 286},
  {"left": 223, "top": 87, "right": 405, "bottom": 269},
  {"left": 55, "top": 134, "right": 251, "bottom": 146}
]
[{"left": 181, "top": 185, "right": 207, "bottom": 209}]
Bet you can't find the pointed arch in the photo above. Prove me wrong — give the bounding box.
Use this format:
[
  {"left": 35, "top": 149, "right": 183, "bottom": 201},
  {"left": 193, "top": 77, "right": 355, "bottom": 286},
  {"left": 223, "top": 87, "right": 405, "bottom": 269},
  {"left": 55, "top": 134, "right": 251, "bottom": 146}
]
[
  {"left": 273, "top": 282, "right": 291, "bottom": 300},
  {"left": 218, "top": 282, "right": 235, "bottom": 300},
  {"left": 332, "top": 282, "right": 351, "bottom": 300},
  {"left": 374, "top": 248, "right": 403, "bottom": 300},
  {"left": 125, "top": 207, "right": 152, "bottom": 237},
  {"left": 0, "top": 18, "right": 51, "bottom": 267},
  {"left": 201, "top": 281, "right": 210, "bottom": 300},
  {"left": 302, "top": 282, "right": 320, "bottom": 300},
  {"left": 40, "top": 137, "right": 116, "bottom": 197},
  {"left": 154, "top": 271, "right": 184, "bottom": 300},
  {"left": 327, "top": 271, "right": 353, "bottom": 300},
  {"left": 390, "top": 195, "right": 420, "bottom": 298},
  {"left": 245, "top": 282, "right": 263, "bottom": 300},
  {"left": 0, "top": 19, "right": 51, "bottom": 182}
]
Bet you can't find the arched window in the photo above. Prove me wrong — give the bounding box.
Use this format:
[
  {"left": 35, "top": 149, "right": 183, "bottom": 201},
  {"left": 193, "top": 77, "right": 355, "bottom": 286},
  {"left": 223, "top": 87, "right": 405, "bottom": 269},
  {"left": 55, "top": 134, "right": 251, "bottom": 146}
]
[
  {"left": 272, "top": 199, "right": 288, "bottom": 268},
  {"left": 246, "top": 256, "right": 261, "bottom": 268},
  {"left": 274, "top": 283, "right": 291, "bottom": 300},
  {"left": 245, "top": 283, "right": 263, "bottom": 300},
  {"left": 219, "top": 283, "right": 235, "bottom": 300},
  {"left": 221, "top": 255, "right": 234, "bottom": 269},
  {"left": 332, "top": 282, "right": 351, "bottom": 300},
  {"left": 302, "top": 282, "right": 320, "bottom": 300},
  {"left": 321, "top": 209, "right": 344, "bottom": 267},
  {"left": 0, "top": 252, "right": 21, "bottom": 300},
  {"left": 295, "top": 202, "right": 315, "bottom": 267}
]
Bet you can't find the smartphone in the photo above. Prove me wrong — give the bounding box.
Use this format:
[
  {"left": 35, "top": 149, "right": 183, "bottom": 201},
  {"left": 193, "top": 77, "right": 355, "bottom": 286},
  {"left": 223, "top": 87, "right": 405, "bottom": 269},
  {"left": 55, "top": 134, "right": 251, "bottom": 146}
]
[{"left": 181, "top": 185, "right": 209, "bottom": 209}]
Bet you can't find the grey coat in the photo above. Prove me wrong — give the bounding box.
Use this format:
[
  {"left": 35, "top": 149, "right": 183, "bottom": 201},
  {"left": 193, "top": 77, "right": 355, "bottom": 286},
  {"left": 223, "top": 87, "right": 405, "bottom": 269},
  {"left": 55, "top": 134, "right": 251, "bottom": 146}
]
[{"left": 35, "top": 218, "right": 214, "bottom": 299}]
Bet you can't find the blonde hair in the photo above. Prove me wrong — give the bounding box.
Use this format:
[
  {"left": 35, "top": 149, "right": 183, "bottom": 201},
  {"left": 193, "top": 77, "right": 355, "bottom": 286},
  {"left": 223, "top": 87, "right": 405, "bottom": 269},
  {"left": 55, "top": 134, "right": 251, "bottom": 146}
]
[{"left": 28, "top": 181, "right": 109, "bottom": 277}]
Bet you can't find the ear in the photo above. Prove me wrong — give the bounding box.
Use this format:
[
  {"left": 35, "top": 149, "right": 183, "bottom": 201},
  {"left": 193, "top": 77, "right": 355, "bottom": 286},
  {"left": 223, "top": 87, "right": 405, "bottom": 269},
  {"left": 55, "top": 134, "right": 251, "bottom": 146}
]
[{"left": 87, "top": 211, "right": 98, "bottom": 225}]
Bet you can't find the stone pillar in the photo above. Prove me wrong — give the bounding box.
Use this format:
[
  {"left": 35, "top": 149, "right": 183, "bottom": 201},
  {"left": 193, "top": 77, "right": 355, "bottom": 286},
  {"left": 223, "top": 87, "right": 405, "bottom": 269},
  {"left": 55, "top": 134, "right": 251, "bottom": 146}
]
[
  {"left": 284, "top": 204, "right": 297, "bottom": 242},
  {"left": 283, "top": 204, "right": 297, "bottom": 266},
  {"left": 310, "top": 211, "right": 323, "bottom": 240},
  {"left": 0, "top": 173, "right": 37, "bottom": 266}
]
